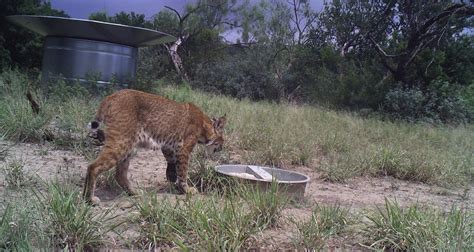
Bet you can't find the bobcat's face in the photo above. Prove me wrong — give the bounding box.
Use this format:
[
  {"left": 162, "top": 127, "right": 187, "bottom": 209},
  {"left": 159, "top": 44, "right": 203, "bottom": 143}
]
[{"left": 205, "top": 115, "right": 226, "bottom": 153}]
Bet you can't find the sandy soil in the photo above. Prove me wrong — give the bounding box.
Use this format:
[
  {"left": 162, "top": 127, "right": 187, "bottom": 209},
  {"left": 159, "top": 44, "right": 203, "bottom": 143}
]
[{"left": 0, "top": 140, "right": 472, "bottom": 249}]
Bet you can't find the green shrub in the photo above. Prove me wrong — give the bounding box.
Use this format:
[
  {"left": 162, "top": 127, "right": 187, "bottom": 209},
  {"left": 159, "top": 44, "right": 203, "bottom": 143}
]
[
  {"left": 286, "top": 46, "right": 388, "bottom": 108},
  {"left": 383, "top": 80, "right": 471, "bottom": 124},
  {"left": 192, "top": 46, "right": 281, "bottom": 101}
]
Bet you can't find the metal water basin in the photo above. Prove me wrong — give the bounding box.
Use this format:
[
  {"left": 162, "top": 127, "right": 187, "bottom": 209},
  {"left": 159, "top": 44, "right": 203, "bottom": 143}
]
[{"left": 215, "top": 165, "right": 310, "bottom": 201}]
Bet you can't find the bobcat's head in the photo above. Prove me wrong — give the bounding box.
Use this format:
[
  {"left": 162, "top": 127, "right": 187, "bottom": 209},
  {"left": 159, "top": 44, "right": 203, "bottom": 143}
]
[{"left": 204, "top": 115, "right": 226, "bottom": 153}]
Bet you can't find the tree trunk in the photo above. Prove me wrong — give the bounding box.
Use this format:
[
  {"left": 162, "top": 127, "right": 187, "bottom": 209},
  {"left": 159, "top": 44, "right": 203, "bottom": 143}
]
[{"left": 165, "top": 37, "right": 189, "bottom": 82}]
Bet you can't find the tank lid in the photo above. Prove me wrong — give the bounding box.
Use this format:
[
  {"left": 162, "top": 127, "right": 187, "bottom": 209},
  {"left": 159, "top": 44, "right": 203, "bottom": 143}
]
[{"left": 6, "top": 15, "right": 176, "bottom": 47}]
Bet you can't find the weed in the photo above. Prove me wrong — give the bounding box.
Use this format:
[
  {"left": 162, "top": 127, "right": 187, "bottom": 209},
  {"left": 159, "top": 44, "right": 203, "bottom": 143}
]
[
  {"left": 239, "top": 180, "right": 288, "bottom": 228},
  {"left": 292, "top": 203, "right": 350, "bottom": 250},
  {"left": 0, "top": 204, "right": 36, "bottom": 250},
  {"left": 2, "top": 159, "right": 34, "bottom": 189},
  {"left": 134, "top": 186, "right": 287, "bottom": 250},
  {"left": 362, "top": 198, "right": 474, "bottom": 250},
  {"left": 35, "top": 182, "right": 119, "bottom": 250},
  {"left": 0, "top": 144, "right": 10, "bottom": 162},
  {"left": 188, "top": 147, "right": 236, "bottom": 193},
  {"left": 184, "top": 194, "right": 260, "bottom": 251},
  {"left": 134, "top": 194, "right": 186, "bottom": 249},
  {"left": 37, "top": 148, "right": 49, "bottom": 156}
]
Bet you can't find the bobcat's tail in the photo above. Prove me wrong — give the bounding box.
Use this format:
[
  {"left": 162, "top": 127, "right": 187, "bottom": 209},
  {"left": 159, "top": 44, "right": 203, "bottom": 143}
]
[
  {"left": 87, "top": 98, "right": 109, "bottom": 145},
  {"left": 87, "top": 121, "right": 105, "bottom": 146},
  {"left": 88, "top": 120, "right": 100, "bottom": 130},
  {"left": 87, "top": 119, "right": 105, "bottom": 146}
]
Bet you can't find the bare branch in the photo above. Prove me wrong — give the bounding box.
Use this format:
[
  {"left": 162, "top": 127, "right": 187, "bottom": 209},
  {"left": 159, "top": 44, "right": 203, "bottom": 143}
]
[
  {"left": 292, "top": 0, "right": 303, "bottom": 44},
  {"left": 367, "top": 35, "right": 397, "bottom": 74},
  {"left": 164, "top": 5, "right": 182, "bottom": 21},
  {"left": 368, "top": 35, "right": 401, "bottom": 58}
]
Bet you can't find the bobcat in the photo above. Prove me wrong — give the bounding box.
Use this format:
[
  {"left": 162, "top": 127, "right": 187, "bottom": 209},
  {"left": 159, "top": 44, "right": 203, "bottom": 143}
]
[{"left": 83, "top": 89, "right": 226, "bottom": 204}]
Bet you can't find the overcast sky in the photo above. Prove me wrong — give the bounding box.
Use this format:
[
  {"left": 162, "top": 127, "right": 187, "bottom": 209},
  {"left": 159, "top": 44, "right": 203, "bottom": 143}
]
[
  {"left": 50, "top": 0, "right": 325, "bottom": 19},
  {"left": 49, "top": 0, "right": 325, "bottom": 42}
]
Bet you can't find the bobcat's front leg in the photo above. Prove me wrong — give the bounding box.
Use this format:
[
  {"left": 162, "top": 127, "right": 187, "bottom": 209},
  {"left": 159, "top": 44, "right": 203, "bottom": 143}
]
[{"left": 175, "top": 142, "right": 198, "bottom": 195}]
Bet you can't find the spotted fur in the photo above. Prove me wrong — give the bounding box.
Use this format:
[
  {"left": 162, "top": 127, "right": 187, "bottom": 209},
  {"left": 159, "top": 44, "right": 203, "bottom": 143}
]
[{"left": 83, "top": 89, "right": 226, "bottom": 204}]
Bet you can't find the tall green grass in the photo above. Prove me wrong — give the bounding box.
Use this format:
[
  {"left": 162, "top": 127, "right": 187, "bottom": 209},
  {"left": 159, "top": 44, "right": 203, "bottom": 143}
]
[
  {"left": 1, "top": 70, "right": 473, "bottom": 186},
  {"left": 0, "top": 203, "right": 41, "bottom": 250},
  {"left": 292, "top": 204, "right": 350, "bottom": 250},
  {"left": 0, "top": 180, "right": 119, "bottom": 251},
  {"left": 158, "top": 85, "right": 474, "bottom": 186},
  {"left": 362, "top": 199, "right": 473, "bottom": 250},
  {"left": 0, "top": 70, "right": 49, "bottom": 141},
  {"left": 35, "top": 182, "right": 118, "bottom": 250},
  {"left": 134, "top": 182, "right": 287, "bottom": 250}
]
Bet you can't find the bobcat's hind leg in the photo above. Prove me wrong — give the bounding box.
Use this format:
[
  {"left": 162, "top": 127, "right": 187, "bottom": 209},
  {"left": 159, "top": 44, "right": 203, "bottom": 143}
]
[
  {"left": 83, "top": 145, "right": 130, "bottom": 204},
  {"left": 162, "top": 146, "right": 177, "bottom": 182},
  {"left": 115, "top": 156, "right": 136, "bottom": 196}
]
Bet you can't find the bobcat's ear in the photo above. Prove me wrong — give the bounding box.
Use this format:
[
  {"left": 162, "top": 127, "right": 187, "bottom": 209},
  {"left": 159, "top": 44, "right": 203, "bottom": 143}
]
[{"left": 212, "top": 114, "right": 226, "bottom": 132}]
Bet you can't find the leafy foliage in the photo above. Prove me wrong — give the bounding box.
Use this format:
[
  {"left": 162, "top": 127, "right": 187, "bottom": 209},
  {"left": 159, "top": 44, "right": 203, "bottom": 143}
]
[
  {"left": 1, "top": 0, "right": 473, "bottom": 123},
  {"left": 0, "top": 0, "right": 68, "bottom": 70}
]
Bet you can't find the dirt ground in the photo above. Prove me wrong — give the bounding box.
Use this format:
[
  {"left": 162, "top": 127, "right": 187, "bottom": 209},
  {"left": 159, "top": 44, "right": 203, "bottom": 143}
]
[{"left": 0, "top": 140, "right": 472, "bottom": 249}]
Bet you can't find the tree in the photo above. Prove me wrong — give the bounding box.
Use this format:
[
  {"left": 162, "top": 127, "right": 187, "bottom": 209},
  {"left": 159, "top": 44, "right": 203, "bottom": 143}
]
[
  {"left": 308, "top": 0, "right": 473, "bottom": 88},
  {"left": 152, "top": 0, "right": 239, "bottom": 82},
  {"left": 89, "top": 11, "right": 152, "bottom": 28},
  {"left": 0, "top": 0, "right": 68, "bottom": 69},
  {"left": 368, "top": 1, "right": 474, "bottom": 86}
]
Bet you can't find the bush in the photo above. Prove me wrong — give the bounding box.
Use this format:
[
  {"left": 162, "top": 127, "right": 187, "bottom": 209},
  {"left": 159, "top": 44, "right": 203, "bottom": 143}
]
[
  {"left": 383, "top": 80, "right": 472, "bottom": 124},
  {"left": 286, "top": 46, "right": 388, "bottom": 108},
  {"left": 383, "top": 87, "right": 426, "bottom": 122},
  {"left": 192, "top": 46, "right": 281, "bottom": 101}
]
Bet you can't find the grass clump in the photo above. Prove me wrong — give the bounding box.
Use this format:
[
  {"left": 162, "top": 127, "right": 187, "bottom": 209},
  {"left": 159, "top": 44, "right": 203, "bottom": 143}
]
[
  {"left": 184, "top": 195, "right": 259, "bottom": 251},
  {"left": 362, "top": 198, "right": 474, "bottom": 250},
  {"left": 239, "top": 180, "right": 289, "bottom": 228},
  {"left": 135, "top": 182, "right": 288, "bottom": 250},
  {"left": 36, "top": 182, "right": 118, "bottom": 250},
  {"left": 135, "top": 193, "right": 258, "bottom": 250},
  {"left": 0, "top": 203, "right": 40, "bottom": 251},
  {"left": 0, "top": 70, "right": 50, "bottom": 142},
  {"left": 1, "top": 159, "right": 35, "bottom": 189},
  {"left": 134, "top": 194, "right": 186, "bottom": 249},
  {"left": 188, "top": 147, "right": 236, "bottom": 193},
  {"left": 292, "top": 203, "right": 350, "bottom": 250}
]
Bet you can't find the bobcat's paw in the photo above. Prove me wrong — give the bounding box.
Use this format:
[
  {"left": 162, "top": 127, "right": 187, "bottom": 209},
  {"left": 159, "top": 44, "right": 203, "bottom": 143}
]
[
  {"left": 85, "top": 196, "right": 101, "bottom": 206},
  {"left": 176, "top": 182, "right": 198, "bottom": 195},
  {"left": 184, "top": 186, "right": 198, "bottom": 195}
]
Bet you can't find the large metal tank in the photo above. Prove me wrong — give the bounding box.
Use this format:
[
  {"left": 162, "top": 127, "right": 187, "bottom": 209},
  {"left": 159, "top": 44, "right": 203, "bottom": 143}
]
[
  {"left": 42, "top": 37, "right": 138, "bottom": 87},
  {"left": 6, "top": 15, "right": 176, "bottom": 88}
]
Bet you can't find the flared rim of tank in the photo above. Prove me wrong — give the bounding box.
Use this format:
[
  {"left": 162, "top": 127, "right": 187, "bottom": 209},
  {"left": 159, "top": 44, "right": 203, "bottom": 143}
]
[
  {"left": 6, "top": 15, "right": 176, "bottom": 47},
  {"left": 215, "top": 164, "right": 311, "bottom": 184}
]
